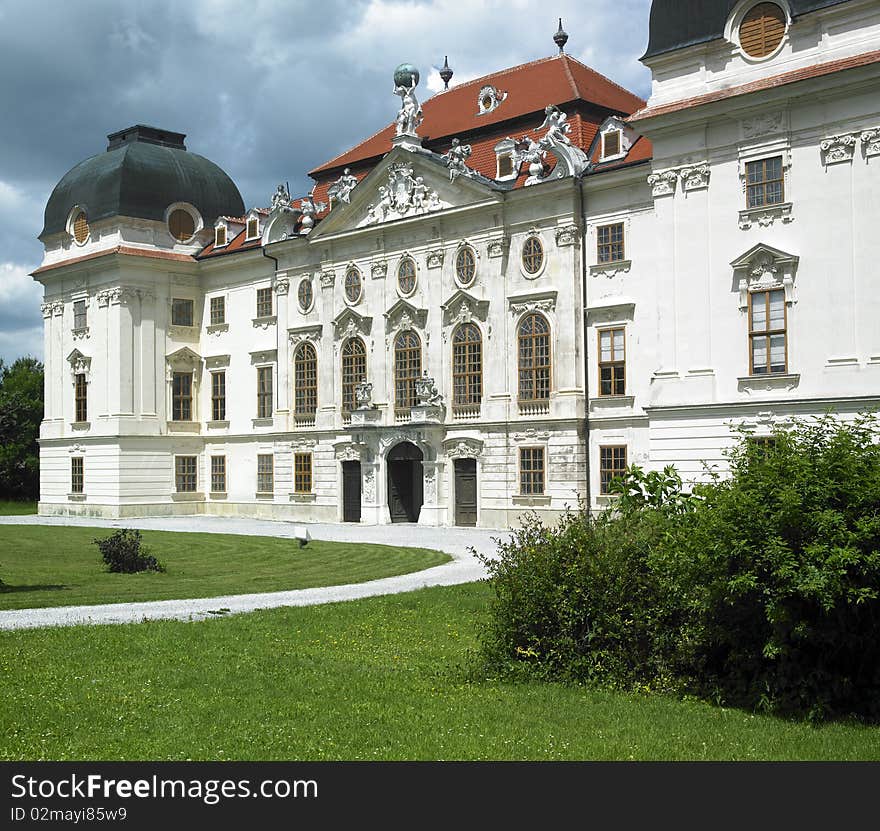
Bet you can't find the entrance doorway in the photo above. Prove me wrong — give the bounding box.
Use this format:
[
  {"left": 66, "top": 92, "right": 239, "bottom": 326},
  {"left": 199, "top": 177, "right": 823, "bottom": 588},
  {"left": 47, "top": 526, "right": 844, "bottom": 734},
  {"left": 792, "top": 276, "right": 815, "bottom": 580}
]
[
  {"left": 342, "top": 461, "right": 361, "bottom": 523},
  {"left": 454, "top": 458, "right": 477, "bottom": 526},
  {"left": 387, "top": 442, "right": 424, "bottom": 523}
]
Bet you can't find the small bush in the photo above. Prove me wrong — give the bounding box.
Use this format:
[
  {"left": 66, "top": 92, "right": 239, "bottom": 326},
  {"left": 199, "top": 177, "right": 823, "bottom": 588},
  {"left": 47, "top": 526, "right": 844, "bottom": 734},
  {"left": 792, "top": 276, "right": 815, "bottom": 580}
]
[{"left": 94, "top": 529, "right": 165, "bottom": 574}]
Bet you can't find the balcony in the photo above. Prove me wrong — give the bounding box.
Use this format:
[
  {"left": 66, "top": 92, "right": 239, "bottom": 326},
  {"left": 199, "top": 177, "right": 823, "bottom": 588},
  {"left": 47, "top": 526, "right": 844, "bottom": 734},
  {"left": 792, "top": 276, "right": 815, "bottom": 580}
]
[{"left": 294, "top": 411, "right": 317, "bottom": 428}]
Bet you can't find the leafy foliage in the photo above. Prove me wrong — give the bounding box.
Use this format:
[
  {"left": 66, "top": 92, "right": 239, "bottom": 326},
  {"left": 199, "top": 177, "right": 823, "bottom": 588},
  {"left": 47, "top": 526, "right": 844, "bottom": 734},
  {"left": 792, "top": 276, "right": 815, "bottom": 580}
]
[
  {"left": 94, "top": 529, "right": 165, "bottom": 574},
  {"left": 479, "top": 413, "right": 880, "bottom": 721},
  {"left": 0, "top": 357, "right": 44, "bottom": 501}
]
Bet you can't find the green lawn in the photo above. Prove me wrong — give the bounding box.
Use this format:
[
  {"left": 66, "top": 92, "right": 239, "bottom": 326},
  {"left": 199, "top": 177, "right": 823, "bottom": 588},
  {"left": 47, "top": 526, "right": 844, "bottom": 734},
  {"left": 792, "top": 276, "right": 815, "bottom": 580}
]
[
  {"left": 0, "top": 501, "right": 37, "bottom": 515},
  {"left": 1, "top": 582, "right": 878, "bottom": 760},
  {"left": 0, "top": 525, "right": 449, "bottom": 609}
]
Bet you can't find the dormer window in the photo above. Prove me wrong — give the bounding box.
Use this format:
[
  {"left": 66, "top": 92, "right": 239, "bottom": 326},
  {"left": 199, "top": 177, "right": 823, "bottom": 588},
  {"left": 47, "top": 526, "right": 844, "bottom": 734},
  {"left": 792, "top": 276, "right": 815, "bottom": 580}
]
[
  {"left": 494, "top": 137, "right": 518, "bottom": 181},
  {"left": 739, "top": 3, "right": 786, "bottom": 59},
  {"left": 602, "top": 130, "right": 621, "bottom": 159},
  {"left": 215, "top": 224, "right": 227, "bottom": 247},
  {"left": 477, "top": 85, "right": 507, "bottom": 115},
  {"left": 246, "top": 217, "right": 259, "bottom": 240}
]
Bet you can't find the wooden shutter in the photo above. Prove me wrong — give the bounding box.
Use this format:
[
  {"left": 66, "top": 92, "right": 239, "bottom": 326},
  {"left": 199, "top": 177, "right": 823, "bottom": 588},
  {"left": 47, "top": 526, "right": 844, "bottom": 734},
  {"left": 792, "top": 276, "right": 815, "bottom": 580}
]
[{"left": 739, "top": 3, "right": 786, "bottom": 58}]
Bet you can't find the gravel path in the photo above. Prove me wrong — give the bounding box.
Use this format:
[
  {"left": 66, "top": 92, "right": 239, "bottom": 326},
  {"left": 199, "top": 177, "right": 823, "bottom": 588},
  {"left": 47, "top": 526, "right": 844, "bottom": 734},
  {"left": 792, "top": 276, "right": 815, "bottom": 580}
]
[{"left": 0, "top": 515, "right": 509, "bottom": 631}]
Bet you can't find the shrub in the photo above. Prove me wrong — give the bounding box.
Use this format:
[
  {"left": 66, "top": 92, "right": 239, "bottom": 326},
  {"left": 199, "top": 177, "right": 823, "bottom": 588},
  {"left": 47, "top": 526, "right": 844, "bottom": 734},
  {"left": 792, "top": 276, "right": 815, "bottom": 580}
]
[
  {"left": 478, "top": 413, "right": 880, "bottom": 721},
  {"left": 94, "top": 529, "right": 165, "bottom": 574},
  {"left": 665, "top": 413, "right": 880, "bottom": 721}
]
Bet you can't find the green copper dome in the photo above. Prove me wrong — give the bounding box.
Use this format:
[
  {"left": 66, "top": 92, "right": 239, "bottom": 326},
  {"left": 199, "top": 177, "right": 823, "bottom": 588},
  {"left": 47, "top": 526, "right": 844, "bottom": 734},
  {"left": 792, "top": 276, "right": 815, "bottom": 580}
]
[{"left": 40, "top": 125, "right": 245, "bottom": 240}]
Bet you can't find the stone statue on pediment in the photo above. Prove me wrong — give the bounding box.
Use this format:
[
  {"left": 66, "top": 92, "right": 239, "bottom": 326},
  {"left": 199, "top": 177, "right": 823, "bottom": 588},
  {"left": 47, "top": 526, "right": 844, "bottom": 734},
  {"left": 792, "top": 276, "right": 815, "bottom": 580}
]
[
  {"left": 441, "top": 138, "right": 474, "bottom": 181},
  {"left": 328, "top": 168, "right": 359, "bottom": 205}
]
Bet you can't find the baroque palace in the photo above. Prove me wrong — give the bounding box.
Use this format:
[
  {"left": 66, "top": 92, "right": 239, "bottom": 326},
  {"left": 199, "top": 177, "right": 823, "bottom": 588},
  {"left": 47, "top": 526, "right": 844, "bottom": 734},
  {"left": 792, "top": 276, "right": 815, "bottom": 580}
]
[{"left": 34, "top": 0, "right": 880, "bottom": 526}]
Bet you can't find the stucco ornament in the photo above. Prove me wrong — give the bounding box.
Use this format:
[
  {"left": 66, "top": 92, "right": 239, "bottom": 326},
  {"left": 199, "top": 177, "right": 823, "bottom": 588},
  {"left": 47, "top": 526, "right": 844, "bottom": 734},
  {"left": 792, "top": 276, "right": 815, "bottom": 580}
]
[
  {"left": 536, "top": 105, "right": 589, "bottom": 179},
  {"left": 328, "top": 168, "right": 359, "bottom": 205},
  {"left": 441, "top": 138, "right": 475, "bottom": 181},
  {"left": 415, "top": 372, "right": 443, "bottom": 406},
  {"left": 393, "top": 64, "right": 423, "bottom": 138},
  {"left": 515, "top": 136, "right": 546, "bottom": 185},
  {"left": 365, "top": 163, "right": 441, "bottom": 225},
  {"left": 820, "top": 133, "right": 859, "bottom": 165},
  {"left": 355, "top": 380, "right": 375, "bottom": 409},
  {"left": 299, "top": 196, "right": 326, "bottom": 233}
]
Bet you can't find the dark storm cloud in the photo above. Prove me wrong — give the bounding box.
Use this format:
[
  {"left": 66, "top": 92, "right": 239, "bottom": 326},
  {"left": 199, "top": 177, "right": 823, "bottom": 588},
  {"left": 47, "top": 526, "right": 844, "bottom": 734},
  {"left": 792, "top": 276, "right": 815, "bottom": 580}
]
[{"left": 0, "top": 0, "right": 652, "bottom": 363}]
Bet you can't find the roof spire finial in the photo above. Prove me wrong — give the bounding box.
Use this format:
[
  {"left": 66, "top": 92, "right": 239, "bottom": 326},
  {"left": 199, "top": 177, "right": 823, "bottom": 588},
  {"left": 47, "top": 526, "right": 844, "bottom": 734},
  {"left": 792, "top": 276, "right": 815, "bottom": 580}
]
[
  {"left": 554, "top": 18, "right": 568, "bottom": 55},
  {"left": 439, "top": 55, "right": 453, "bottom": 90}
]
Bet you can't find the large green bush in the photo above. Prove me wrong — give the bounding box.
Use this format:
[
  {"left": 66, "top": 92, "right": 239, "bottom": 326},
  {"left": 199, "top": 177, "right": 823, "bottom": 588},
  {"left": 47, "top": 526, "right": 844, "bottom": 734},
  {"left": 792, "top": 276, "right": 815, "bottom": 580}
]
[
  {"left": 94, "top": 529, "right": 165, "bottom": 574},
  {"left": 479, "top": 414, "right": 880, "bottom": 721}
]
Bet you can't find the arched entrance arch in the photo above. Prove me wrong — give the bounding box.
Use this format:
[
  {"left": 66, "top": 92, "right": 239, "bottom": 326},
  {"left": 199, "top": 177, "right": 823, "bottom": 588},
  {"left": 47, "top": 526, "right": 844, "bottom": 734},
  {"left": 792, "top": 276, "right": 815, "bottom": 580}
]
[{"left": 386, "top": 441, "right": 424, "bottom": 523}]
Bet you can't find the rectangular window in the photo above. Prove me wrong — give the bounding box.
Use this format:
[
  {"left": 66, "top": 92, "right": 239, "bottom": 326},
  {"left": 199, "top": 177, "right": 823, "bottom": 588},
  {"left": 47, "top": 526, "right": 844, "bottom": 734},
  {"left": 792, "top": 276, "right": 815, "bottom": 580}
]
[
  {"left": 749, "top": 289, "right": 787, "bottom": 374},
  {"left": 519, "top": 447, "right": 545, "bottom": 495},
  {"left": 257, "top": 366, "right": 273, "bottom": 418},
  {"left": 602, "top": 130, "right": 621, "bottom": 158},
  {"left": 175, "top": 456, "right": 197, "bottom": 493},
  {"left": 210, "top": 296, "right": 226, "bottom": 326},
  {"left": 172, "top": 372, "right": 192, "bottom": 421},
  {"left": 71, "top": 457, "right": 84, "bottom": 494},
  {"left": 211, "top": 455, "right": 226, "bottom": 493},
  {"left": 597, "top": 223, "right": 625, "bottom": 264},
  {"left": 215, "top": 226, "right": 227, "bottom": 247},
  {"left": 600, "top": 445, "right": 627, "bottom": 495},
  {"left": 598, "top": 327, "right": 626, "bottom": 396},
  {"left": 497, "top": 154, "right": 514, "bottom": 178},
  {"left": 171, "top": 298, "right": 194, "bottom": 327},
  {"left": 256, "top": 287, "right": 273, "bottom": 318},
  {"left": 294, "top": 453, "right": 313, "bottom": 494},
  {"left": 746, "top": 156, "right": 784, "bottom": 208},
  {"left": 74, "top": 373, "right": 88, "bottom": 423},
  {"left": 257, "top": 454, "right": 274, "bottom": 493},
  {"left": 211, "top": 371, "right": 226, "bottom": 422},
  {"left": 247, "top": 218, "right": 259, "bottom": 239},
  {"left": 73, "top": 299, "right": 87, "bottom": 330}
]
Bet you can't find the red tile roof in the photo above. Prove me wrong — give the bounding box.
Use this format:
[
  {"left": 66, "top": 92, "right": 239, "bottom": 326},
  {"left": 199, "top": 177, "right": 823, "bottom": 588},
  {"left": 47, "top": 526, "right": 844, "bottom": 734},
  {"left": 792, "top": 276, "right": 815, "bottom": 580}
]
[
  {"left": 310, "top": 54, "right": 645, "bottom": 178},
  {"left": 630, "top": 49, "right": 880, "bottom": 122},
  {"left": 198, "top": 226, "right": 264, "bottom": 259}
]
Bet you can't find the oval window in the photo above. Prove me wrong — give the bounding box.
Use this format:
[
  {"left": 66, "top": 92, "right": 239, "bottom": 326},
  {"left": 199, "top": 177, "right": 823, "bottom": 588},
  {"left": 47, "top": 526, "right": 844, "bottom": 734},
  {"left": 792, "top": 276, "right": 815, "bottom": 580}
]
[
  {"left": 522, "top": 236, "right": 544, "bottom": 275},
  {"left": 168, "top": 209, "right": 195, "bottom": 242},
  {"left": 739, "top": 3, "right": 786, "bottom": 58},
  {"left": 72, "top": 211, "right": 90, "bottom": 244},
  {"left": 397, "top": 257, "right": 417, "bottom": 295},
  {"left": 344, "top": 267, "right": 362, "bottom": 303},
  {"left": 298, "top": 279, "right": 313, "bottom": 312},
  {"left": 456, "top": 246, "right": 477, "bottom": 286}
]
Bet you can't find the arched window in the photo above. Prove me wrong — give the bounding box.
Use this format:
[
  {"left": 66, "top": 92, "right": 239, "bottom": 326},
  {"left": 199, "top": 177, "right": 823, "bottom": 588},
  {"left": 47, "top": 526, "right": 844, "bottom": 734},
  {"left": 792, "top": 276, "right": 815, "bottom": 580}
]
[
  {"left": 394, "top": 330, "right": 421, "bottom": 414},
  {"left": 452, "top": 323, "right": 482, "bottom": 408},
  {"left": 294, "top": 342, "right": 317, "bottom": 417},
  {"left": 341, "top": 337, "right": 366, "bottom": 415},
  {"left": 518, "top": 314, "right": 551, "bottom": 402}
]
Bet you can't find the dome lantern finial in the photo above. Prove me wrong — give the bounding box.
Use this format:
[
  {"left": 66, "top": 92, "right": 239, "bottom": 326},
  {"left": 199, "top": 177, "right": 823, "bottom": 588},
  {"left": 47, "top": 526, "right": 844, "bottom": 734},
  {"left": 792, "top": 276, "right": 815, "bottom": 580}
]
[
  {"left": 554, "top": 18, "right": 568, "bottom": 54},
  {"left": 439, "top": 55, "right": 453, "bottom": 90}
]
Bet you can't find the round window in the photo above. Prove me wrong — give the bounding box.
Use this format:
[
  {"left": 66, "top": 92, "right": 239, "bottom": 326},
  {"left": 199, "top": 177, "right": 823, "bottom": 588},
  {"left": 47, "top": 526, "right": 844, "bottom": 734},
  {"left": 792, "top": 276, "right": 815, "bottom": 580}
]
[
  {"left": 522, "top": 236, "right": 544, "bottom": 275},
  {"left": 72, "top": 211, "right": 90, "bottom": 244},
  {"left": 397, "top": 258, "right": 417, "bottom": 295},
  {"left": 456, "top": 246, "right": 477, "bottom": 286},
  {"left": 168, "top": 209, "right": 196, "bottom": 242},
  {"left": 739, "top": 3, "right": 786, "bottom": 58},
  {"left": 298, "top": 279, "right": 313, "bottom": 312},
  {"left": 344, "top": 267, "right": 362, "bottom": 303}
]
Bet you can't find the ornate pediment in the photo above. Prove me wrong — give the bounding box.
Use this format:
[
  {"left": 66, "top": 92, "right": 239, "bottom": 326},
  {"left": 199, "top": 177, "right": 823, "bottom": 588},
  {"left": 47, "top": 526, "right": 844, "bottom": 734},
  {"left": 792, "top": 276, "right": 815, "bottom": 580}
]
[
  {"left": 731, "top": 243, "right": 799, "bottom": 309},
  {"left": 443, "top": 437, "right": 484, "bottom": 458},
  {"left": 384, "top": 298, "right": 428, "bottom": 333},
  {"left": 333, "top": 308, "right": 372, "bottom": 340},
  {"left": 441, "top": 290, "right": 489, "bottom": 326},
  {"left": 166, "top": 347, "right": 202, "bottom": 367},
  {"left": 507, "top": 290, "right": 558, "bottom": 318},
  {"left": 66, "top": 348, "right": 91, "bottom": 375},
  {"left": 288, "top": 324, "right": 323, "bottom": 347}
]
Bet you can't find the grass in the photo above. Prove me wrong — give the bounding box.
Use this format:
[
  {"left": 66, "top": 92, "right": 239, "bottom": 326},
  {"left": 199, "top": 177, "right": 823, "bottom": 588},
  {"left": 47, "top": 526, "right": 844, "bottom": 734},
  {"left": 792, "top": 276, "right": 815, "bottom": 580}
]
[
  {"left": 0, "top": 500, "right": 37, "bottom": 515},
  {"left": 1, "top": 582, "right": 878, "bottom": 760},
  {"left": 0, "top": 525, "right": 449, "bottom": 609}
]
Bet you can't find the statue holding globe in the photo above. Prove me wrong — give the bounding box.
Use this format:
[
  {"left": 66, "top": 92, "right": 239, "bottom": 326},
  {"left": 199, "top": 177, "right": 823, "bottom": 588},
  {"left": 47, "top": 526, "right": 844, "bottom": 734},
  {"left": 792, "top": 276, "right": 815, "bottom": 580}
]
[{"left": 393, "top": 63, "right": 423, "bottom": 138}]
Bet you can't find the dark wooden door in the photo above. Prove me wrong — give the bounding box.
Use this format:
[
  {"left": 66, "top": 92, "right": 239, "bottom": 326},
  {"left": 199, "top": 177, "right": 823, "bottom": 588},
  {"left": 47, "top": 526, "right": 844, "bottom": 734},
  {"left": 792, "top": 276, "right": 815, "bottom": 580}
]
[
  {"left": 387, "top": 442, "right": 423, "bottom": 523},
  {"left": 342, "top": 461, "right": 361, "bottom": 523},
  {"left": 454, "top": 458, "right": 477, "bottom": 526}
]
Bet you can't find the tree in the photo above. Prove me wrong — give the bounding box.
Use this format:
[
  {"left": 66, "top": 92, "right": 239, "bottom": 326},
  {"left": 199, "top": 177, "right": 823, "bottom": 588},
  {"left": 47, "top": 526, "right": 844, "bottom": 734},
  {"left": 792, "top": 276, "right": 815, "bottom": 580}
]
[{"left": 0, "top": 356, "right": 44, "bottom": 500}]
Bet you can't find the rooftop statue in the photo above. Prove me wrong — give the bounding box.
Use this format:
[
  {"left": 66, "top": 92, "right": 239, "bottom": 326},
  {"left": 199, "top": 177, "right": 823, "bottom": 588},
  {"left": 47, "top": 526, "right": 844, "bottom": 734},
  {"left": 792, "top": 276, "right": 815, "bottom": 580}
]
[
  {"left": 299, "top": 195, "right": 326, "bottom": 233},
  {"left": 328, "top": 168, "right": 359, "bottom": 205},
  {"left": 393, "top": 63, "right": 423, "bottom": 138},
  {"left": 271, "top": 184, "right": 292, "bottom": 212},
  {"left": 441, "top": 138, "right": 474, "bottom": 181},
  {"left": 538, "top": 105, "right": 573, "bottom": 149}
]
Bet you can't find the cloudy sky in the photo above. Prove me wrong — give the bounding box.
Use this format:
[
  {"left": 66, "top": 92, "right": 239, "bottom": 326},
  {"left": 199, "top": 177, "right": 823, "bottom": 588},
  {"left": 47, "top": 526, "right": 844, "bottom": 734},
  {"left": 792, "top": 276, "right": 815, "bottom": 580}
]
[{"left": 0, "top": 0, "right": 652, "bottom": 366}]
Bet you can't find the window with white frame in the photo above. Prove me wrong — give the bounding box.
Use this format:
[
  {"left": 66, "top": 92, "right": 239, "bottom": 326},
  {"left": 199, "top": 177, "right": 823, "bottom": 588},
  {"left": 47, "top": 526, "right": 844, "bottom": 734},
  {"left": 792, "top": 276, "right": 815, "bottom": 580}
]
[
  {"left": 73, "top": 300, "right": 87, "bottom": 331},
  {"left": 211, "top": 455, "right": 226, "bottom": 494},
  {"left": 519, "top": 447, "right": 545, "bottom": 495},
  {"left": 175, "top": 456, "right": 197, "bottom": 492},
  {"left": 209, "top": 296, "right": 226, "bottom": 326},
  {"left": 257, "top": 453, "right": 274, "bottom": 493}
]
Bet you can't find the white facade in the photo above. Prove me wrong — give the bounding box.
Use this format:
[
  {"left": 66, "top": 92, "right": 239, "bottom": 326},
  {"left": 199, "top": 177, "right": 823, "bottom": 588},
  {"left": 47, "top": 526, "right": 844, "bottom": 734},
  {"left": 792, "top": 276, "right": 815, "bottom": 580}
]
[{"left": 34, "top": 1, "right": 880, "bottom": 526}]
